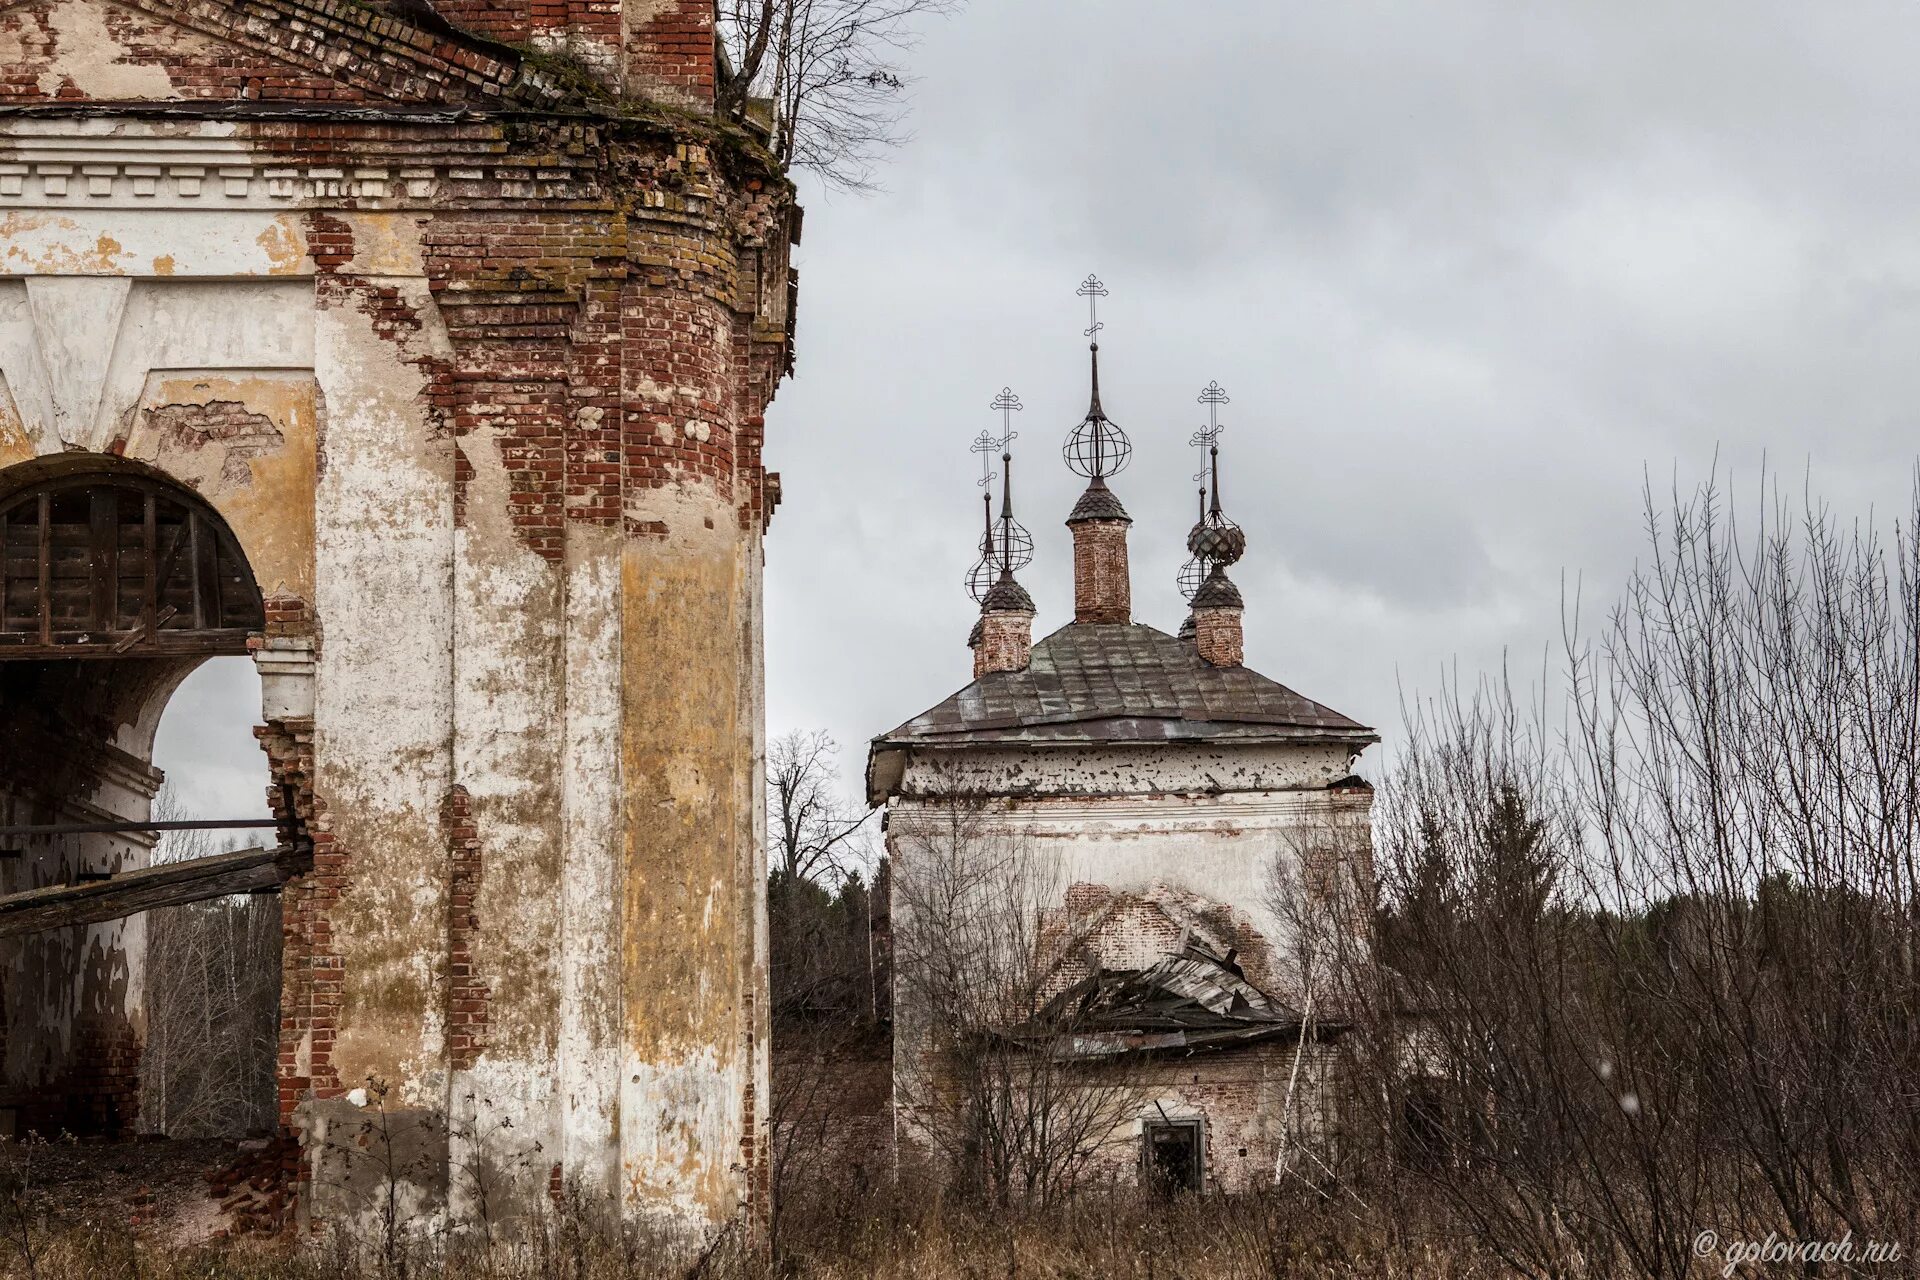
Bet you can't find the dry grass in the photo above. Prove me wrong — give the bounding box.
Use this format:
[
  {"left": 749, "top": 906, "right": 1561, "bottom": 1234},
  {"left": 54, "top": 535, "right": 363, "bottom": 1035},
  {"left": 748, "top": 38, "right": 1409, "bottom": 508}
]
[{"left": 0, "top": 1179, "right": 1538, "bottom": 1280}]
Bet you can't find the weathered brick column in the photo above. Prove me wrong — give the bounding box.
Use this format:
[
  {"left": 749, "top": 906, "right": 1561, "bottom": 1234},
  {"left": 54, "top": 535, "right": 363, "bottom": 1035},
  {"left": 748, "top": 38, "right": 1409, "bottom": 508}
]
[
  {"left": 0, "top": 0, "right": 794, "bottom": 1249},
  {"left": 1067, "top": 479, "right": 1133, "bottom": 625}
]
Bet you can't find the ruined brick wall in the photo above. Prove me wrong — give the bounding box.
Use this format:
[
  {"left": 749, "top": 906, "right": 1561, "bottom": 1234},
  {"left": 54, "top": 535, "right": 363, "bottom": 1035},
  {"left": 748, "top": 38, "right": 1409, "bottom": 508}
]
[
  {"left": 0, "top": 0, "right": 790, "bottom": 1246},
  {"left": 1078, "top": 1039, "right": 1352, "bottom": 1193},
  {"left": 0, "top": 0, "right": 536, "bottom": 106},
  {"left": 624, "top": 0, "right": 716, "bottom": 106},
  {"left": 770, "top": 1028, "right": 894, "bottom": 1200},
  {"left": 1193, "top": 607, "right": 1244, "bottom": 668}
]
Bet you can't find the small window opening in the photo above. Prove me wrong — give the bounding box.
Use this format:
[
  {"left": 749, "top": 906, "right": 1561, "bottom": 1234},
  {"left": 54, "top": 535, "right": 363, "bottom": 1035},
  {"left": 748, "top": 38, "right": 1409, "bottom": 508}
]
[{"left": 1142, "top": 1119, "right": 1204, "bottom": 1194}]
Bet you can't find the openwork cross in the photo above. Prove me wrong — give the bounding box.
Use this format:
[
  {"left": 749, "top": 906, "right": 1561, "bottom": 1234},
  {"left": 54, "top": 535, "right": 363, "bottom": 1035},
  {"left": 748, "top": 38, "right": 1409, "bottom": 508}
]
[
  {"left": 970, "top": 429, "right": 999, "bottom": 488},
  {"left": 989, "top": 386, "right": 1022, "bottom": 455},
  {"left": 1190, "top": 380, "right": 1229, "bottom": 482},
  {"left": 1077, "top": 274, "right": 1108, "bottom": 340}
]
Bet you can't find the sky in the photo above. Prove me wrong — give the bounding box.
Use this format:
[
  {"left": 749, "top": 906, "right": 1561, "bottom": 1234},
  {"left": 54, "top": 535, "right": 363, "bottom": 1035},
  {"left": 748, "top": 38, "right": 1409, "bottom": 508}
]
[{"left": 157, "top": 0, "right": 1920, "bottom": 816}]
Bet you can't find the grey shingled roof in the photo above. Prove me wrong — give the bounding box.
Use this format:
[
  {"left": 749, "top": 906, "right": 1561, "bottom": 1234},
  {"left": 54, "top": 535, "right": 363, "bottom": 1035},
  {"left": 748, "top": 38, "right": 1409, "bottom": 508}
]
[{"left": 874, "top": 622, "right": 1376, "bottom": 749}]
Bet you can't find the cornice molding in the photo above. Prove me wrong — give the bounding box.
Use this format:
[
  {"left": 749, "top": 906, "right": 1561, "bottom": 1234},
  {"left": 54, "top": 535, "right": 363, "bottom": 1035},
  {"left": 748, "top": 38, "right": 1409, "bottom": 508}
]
[{"left": 0, "top": 119, "right": 597, "bottom": 210}]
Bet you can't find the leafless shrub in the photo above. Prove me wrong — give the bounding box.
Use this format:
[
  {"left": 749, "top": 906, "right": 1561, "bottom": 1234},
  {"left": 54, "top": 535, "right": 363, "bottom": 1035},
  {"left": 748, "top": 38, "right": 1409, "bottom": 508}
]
[
  {"left": 1363, "top": 471, "right": 1920, "bottom": 1277},
  {"left": 1265, "top": 803, "right": 1392, "bottom": 1191},
  {"left": 890, "top": 802, "right": 1143, "bottom": 1209}
]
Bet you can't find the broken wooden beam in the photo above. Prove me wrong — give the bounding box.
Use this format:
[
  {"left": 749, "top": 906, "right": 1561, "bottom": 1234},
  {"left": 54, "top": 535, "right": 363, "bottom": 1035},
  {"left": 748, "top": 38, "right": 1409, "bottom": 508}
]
[{"left": 0, "top": 845, "right": 308, "bottom": 939}]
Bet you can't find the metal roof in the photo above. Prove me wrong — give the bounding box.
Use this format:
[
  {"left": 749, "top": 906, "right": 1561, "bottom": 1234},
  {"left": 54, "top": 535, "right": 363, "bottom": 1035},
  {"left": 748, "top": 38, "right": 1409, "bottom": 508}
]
[{"left": 873, "top": 622, "right": 1377, "bottom": 750}]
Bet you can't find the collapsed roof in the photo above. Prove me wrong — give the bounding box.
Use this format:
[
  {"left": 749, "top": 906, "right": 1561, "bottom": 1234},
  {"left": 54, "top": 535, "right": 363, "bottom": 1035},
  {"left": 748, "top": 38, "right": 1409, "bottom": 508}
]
[{"left": 997, "top": 937, "right": 1340, "bottom": 1058}]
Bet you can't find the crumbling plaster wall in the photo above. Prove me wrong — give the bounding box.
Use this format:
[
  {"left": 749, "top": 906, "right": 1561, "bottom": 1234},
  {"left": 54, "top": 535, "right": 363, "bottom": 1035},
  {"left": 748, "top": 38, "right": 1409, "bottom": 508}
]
[
  {"left": 885, "top": 740, "right": 1373, "bottom": 1191},
  {"left": 0, "top": 100, "right": 790, "bottom": 1240},
  {"left": 888, "top": 743, "right": 1371, "bottom": 996},
  {"left": 1078, "top": 1039, "right": 1349, "bottom": 1193}
]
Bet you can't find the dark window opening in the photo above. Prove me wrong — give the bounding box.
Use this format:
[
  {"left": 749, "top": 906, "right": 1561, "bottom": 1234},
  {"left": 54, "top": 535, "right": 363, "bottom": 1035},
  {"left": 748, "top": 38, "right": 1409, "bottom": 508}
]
[
  {"left": 1142, "top": 1119, "right": 1204, "bottom": 1194},
  {"left": 1399, "top": 1078, "right": 1455, "bottom": 1168}
]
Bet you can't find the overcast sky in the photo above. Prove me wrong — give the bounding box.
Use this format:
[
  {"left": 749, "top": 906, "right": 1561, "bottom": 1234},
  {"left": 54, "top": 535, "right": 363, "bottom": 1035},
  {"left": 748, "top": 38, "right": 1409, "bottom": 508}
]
[{"left": 159, "top": 0, "right": 1920, "bottom": 817}]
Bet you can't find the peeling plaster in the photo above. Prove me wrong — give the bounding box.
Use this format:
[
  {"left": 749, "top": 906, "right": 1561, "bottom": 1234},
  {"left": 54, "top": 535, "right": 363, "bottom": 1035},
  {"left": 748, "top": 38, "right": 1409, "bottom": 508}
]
[
  {"left": 312, "top": 273, "right": 455, "bottom": 1099},
  {"left": 126, "top": 372, "right": 319, "bottom": 598},
  {"left": 0, "top": 376, "right": 30, "bottom": 466},
  {"left": 29, "top": 0, "right": 179, "bottom": 100},
  {"left": 619, "top": 482, "right": 755, "bottom": 1222}
]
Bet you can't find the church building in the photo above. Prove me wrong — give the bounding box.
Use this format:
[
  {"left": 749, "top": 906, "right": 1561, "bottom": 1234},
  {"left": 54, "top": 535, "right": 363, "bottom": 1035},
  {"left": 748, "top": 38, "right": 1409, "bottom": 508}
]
[{"left": 867, "top": 280, "right": 1378, "bottom": 1193}]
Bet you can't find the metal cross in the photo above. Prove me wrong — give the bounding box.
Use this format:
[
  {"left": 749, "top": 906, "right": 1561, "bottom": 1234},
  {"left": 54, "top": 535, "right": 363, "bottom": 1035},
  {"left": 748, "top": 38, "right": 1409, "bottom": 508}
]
[
  {"left": 1190, "top": 380, "right": 1229, "bottom": 482},
  {"left": 1077, "top": 274, "right": 1108, "bottom": 341},
  {"left": 989, "top": 386, "right": 1022, "bottom": 455},
  {"left": 970, "top": 429, "right": 999, "bottom": 488}
]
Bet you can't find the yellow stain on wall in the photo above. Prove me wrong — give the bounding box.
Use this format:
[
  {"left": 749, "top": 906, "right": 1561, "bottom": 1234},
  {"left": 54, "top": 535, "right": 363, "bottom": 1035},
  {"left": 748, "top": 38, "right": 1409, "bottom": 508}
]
[
  {"left": 256, "top": 217, "right": 311, "bottom": 277},
  {"left": 124, "top": 373, "right": 318, "bottom": 598},
  {"left": 619, "top": 517, "right": 753, "bottom": 1219},
  {"left": 0, "top": 377, "right": 32, "bottom": 468}
]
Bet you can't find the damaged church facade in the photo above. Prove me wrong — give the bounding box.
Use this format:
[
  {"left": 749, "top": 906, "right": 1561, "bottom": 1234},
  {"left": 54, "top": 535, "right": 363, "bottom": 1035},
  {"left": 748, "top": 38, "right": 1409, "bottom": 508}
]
[
  {"left": 869, "top": 294, "right": 1378, "bottom": 1193},
  {"left": 0, "top": 0, "right": 792, "bottom": 1239}
]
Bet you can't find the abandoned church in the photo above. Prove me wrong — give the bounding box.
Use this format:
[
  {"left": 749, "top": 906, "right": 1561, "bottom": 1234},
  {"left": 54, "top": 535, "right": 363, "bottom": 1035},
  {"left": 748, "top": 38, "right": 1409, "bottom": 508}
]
[
  {"left": 0, "top": 0, "right": 792, "bottom": 1242},
  {"left": 869, "top": 289, "right": 1380, "bottom": 1195}
]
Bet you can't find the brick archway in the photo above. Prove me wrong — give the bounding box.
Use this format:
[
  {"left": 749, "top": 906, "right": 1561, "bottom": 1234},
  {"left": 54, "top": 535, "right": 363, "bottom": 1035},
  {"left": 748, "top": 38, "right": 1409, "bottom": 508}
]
[{"left": 0, "top": 459, "right": 276, "bottom": 1139}]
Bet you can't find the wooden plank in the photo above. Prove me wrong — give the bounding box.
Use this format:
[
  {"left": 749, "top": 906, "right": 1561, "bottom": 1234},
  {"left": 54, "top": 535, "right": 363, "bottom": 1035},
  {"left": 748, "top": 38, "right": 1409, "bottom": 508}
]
[
  {"left": 188, "top": 510, "right": 205, "bottom": 630},
  {"left": 35, "top": 492, "right": 49, "bottom": 645},
  {"left": 0, "top": 622, "right": 248, "bottom": 660},
  {"left": 0, "top": 845, "right": 304, "bottom": 939},
  {"left": 142, "top": 491, "right": 156, "bottom": 641}
]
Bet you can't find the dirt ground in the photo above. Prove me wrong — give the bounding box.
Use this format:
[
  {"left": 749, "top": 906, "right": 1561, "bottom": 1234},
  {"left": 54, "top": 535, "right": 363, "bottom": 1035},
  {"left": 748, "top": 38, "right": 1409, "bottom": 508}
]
[{"left": 0, "top": 1136, "right": 240, "bottom": 1248}]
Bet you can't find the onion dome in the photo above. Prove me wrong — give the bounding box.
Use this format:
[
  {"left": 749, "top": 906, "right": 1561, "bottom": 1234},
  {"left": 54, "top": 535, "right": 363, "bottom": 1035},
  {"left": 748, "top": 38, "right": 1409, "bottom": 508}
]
[
  {"left": 1178, "top": 380, "right": 1248, "bottom": 601},
  {"left": 1187, "top": 514, "right": 1245, "bottom": 566},
  {"left": 1191, "top": 565, "right": 1244, "bottom": 610},
  {"left": 965, "top": 390, "right": 1036, "bottom": 604},
  {"left": 1067, "top": 475, "right": 1132, "bottom": 525},
  {"left": 981, "top": 574, "right": 1036, "bottom": 614}
]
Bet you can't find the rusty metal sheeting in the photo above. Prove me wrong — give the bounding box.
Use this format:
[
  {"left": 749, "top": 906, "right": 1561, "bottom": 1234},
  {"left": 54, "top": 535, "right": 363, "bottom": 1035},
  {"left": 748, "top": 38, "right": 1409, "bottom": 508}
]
[{"left": 875, "top": 623, "right": 1377, "bottom": 747}]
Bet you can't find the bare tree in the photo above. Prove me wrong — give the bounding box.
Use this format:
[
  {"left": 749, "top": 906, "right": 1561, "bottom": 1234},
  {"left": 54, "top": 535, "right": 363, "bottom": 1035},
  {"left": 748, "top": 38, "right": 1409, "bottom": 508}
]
[
  {"left": 767, "top": 729, "right": 872, "bottom": 886},
  {"left": 1357, "top": 471, "right": 1920, "bottom": 1278},
  {"left": 716, "top": 0, "right": 959, "bottom": 191},
  {"left": 1264, "top": 797, "right": 1384, "bottom": 1188},
  {"left": 890, "top": 802, "right": 1142, "bottom": 1209},
  {"left": 764, "top": 732, "right": 885, "bottom": 1251},
  {"left": 140, "top": 786, "right": 280, "bottom": 1138}
]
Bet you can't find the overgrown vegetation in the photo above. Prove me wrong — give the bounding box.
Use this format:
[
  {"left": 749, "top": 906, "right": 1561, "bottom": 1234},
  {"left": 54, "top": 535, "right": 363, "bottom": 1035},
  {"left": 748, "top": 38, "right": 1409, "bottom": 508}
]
[{"left": 0, "top": 1173, "right": 1555, "bottom": 1279}]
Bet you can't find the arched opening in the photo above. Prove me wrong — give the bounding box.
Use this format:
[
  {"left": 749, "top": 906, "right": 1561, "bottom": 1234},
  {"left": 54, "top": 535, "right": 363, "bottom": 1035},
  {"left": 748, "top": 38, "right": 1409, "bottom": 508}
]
[
  {"left": 142, "top": 660, "right": 278, "bottom": 1139},
  {"left": 0, "top": 459, "right": 273, "bottom": 1139}
]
